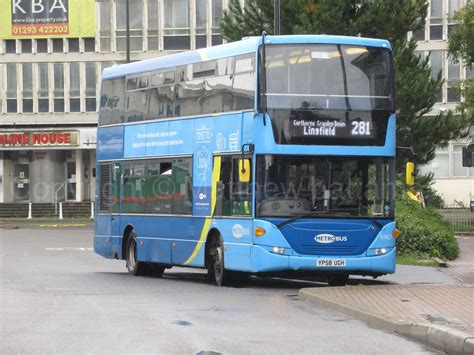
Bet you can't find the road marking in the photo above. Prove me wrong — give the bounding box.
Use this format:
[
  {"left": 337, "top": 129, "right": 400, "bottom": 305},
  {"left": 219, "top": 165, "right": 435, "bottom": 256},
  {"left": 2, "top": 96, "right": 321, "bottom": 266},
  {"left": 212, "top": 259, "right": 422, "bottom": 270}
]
[
  {"left": 45, "top": 247, "right": 93, "bottom": 251},
  {"left": 40, "top": 224, "right": 87, "bottom": 228}
]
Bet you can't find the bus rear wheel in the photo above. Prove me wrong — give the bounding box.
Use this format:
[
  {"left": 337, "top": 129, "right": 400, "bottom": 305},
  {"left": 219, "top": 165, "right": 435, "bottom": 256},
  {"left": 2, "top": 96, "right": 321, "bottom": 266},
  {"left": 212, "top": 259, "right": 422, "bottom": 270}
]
[
  {"left": 327, "top": 273, "right": 349, "bottom": 286},
  {"left": 125, "top": 230, "right": 148, "bottom": 276}
]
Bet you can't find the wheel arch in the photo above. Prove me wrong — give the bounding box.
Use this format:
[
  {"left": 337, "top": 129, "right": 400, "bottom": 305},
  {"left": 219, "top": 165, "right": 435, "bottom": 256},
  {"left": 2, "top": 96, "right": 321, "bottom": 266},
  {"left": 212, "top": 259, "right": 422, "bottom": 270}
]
[
  {"left": 121, "top": 224, "right": 136, "bottom": 260},
  {"left": 204, "top": 227, "right": 221, "bottom": 269}
]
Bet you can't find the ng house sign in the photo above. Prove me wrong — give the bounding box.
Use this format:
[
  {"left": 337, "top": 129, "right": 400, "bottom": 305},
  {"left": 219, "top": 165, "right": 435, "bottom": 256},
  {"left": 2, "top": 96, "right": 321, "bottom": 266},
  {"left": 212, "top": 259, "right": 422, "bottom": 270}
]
[{"left": 0, "top": 131, "right": 79, "bottom": 148}]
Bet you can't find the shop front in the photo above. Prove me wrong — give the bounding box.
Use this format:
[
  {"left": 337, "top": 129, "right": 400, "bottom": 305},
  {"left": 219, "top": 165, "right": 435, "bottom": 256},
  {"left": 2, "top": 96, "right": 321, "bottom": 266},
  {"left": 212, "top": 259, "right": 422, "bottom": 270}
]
[{"left": 0, "top": 128, "right": 96, "bottom": 203}]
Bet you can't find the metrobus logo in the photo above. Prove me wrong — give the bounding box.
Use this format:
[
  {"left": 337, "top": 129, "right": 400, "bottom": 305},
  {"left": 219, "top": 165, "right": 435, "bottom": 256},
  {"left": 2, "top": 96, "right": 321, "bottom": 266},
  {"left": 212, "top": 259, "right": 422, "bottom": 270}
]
[{"left": 314, "top": 234, "right": 348, "bottom": 244}]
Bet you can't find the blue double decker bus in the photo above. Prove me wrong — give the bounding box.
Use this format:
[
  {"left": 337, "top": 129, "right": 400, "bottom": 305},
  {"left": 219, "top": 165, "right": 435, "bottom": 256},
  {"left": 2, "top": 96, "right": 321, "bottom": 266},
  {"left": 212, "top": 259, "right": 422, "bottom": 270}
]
[{"left": 94, "top": 35, "right": 398, "bottom": 286}]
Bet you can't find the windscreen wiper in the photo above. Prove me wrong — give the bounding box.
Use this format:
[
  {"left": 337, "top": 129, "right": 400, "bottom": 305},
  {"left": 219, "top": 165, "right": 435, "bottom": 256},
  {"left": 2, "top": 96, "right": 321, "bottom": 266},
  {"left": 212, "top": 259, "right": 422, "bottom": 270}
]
[
  {"left": 276, "top": 211, "right": 385, "bottom": 229},
  {"left": 276, "top": 211, "right": 329, "bottom": 228}
]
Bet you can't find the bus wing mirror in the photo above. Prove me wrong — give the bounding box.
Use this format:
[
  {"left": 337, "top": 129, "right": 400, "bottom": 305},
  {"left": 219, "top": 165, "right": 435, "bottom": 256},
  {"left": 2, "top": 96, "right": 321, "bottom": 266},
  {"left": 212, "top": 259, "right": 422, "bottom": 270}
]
[
  {"left": 239, "top": 159, "right": 251, "bottom": 183},
  {"left": 406, "top": 162, "right": 415, "bottom": 186}
]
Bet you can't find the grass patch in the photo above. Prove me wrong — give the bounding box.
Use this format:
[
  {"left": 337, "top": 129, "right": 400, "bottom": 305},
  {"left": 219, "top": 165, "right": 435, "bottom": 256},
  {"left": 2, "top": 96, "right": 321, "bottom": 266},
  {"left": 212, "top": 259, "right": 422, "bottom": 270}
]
[{"left": 397, "top": 255, "right": 438, "bottom": 267}]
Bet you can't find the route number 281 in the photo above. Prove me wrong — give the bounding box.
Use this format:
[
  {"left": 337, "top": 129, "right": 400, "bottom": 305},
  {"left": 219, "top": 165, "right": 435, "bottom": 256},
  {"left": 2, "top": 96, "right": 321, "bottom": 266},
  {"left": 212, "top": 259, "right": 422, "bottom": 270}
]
[{"left": 351, "top": 121, "right": 371, "bottom": 136}]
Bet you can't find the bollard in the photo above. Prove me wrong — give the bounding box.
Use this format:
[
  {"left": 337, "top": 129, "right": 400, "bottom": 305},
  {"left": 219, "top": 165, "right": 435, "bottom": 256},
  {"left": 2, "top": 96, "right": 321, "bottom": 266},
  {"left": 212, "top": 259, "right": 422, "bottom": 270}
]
[
  {"left": 90, "top": 201, "right": 95, "bottom": 220},
  {"left": 59, "top": 202, "right": 64, "bottom": 220},
  {"left": 27, "top": 202, "right": 32, "bottom": 219}
]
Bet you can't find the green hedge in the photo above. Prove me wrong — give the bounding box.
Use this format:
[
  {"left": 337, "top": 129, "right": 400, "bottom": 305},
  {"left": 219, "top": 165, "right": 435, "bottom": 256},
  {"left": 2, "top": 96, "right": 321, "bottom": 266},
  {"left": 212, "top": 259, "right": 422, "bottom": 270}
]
[{"left": 395, "top": 199, "right": 459, "bottom": 260}]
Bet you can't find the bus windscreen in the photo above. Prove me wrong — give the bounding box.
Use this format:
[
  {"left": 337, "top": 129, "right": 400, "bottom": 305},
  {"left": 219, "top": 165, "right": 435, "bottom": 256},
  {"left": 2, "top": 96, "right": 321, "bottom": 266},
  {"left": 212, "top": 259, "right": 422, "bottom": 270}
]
[{"left": 263, "top": 44, "right": 394, "bottom": 111}]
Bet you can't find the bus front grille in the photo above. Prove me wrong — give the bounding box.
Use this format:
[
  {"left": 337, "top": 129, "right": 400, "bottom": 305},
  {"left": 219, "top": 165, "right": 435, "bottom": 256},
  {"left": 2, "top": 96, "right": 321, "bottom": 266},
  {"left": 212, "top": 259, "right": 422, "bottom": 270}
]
[{"left": 301, "top": 245, "right": 360, "bottom": 255}]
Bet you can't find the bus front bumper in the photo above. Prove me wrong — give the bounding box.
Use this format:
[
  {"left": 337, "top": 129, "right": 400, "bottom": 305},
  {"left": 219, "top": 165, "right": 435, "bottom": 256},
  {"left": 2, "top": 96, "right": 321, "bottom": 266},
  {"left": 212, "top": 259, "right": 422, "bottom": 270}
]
[{"left": 251, "top": 244, "right": 396, "bottom": 275}]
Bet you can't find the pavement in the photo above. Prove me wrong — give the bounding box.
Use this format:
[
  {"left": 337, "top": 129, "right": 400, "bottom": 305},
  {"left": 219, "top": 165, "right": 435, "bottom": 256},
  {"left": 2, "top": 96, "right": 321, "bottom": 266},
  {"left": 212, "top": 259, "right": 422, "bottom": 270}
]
[
  {"left": 300, "top": 236, "right": 474, "bottom": 355},
  {"left": 0, "top": 217, "right": 93, "bottom": 229}
]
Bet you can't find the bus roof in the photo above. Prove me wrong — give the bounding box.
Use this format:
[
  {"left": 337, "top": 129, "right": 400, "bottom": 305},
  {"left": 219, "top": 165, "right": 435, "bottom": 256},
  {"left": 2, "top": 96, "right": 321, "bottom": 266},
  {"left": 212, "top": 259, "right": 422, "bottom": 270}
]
[{"left": 102, "top": 35, "right": 391, "bottom": 80}]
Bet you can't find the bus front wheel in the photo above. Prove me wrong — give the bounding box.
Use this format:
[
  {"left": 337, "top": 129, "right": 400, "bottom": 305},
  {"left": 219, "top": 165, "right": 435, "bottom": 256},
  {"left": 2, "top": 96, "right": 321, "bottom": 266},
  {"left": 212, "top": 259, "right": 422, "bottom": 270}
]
[
  {"left": 209, "top": 235, "right": 229, "bottom": 286},
  {"left": 125, "top": 230, "right": 148, "bottom": 276}
]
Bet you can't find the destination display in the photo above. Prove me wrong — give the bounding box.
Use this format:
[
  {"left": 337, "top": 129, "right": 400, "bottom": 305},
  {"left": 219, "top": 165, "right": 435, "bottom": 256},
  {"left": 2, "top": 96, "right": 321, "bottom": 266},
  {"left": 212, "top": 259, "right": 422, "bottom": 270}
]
[
  {"left": 270, "top": 109, "right": 390, "bottom": 146},
  {"left": 291, "top": 117, "right": 374, "bottom": 139}
]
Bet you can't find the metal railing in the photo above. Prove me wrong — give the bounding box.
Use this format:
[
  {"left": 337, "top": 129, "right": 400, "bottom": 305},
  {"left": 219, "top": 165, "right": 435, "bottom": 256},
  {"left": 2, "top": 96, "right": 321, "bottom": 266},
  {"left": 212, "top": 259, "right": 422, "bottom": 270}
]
[{"left": 436, "top": 208, "right": 473, "bottom": 232}]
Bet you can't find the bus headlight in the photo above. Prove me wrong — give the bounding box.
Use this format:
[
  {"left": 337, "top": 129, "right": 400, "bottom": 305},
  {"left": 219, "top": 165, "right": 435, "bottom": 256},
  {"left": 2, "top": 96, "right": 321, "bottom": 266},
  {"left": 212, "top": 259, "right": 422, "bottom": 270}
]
[
  {"left": 272, "top": 247, "right": 285, "bottom": 255},
  {"left": 374, "top": 248, "right": 388, "bottom": 255}
]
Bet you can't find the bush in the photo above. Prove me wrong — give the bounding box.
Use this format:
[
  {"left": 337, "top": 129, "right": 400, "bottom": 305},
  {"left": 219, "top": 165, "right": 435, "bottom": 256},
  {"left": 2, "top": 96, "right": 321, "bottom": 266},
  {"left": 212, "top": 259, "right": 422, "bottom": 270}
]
[{"left": 395, "top": 199, "right": 459, "bottom": 260}]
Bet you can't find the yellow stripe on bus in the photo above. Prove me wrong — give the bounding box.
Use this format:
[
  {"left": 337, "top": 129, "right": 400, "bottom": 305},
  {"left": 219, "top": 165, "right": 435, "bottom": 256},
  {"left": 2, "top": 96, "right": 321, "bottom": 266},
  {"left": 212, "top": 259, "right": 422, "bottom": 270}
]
[
  {"left": 182, "top": 218, "right": 211, "bottom": 265},
  {"left": 182, "top": 156, "right": 221, "bottom": 265}
]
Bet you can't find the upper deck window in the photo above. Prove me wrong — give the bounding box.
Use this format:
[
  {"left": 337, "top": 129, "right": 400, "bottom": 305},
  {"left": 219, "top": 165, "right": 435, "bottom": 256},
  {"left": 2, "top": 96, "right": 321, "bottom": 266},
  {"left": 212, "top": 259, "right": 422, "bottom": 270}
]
[
  {"left": 150, "top": 70, "right": 176, "bottom": 86},
  {"left": 99, "top": 77, "right": 125, "bottom": 125},
  {"left": 263, "top": 44, "right": 394, "bottom": 111},
  {"left": 193, "top": 61, "right": 217, "bottom": 78},
  {"left": 126, "top": 76, "right": 149, "bottom": 91}
]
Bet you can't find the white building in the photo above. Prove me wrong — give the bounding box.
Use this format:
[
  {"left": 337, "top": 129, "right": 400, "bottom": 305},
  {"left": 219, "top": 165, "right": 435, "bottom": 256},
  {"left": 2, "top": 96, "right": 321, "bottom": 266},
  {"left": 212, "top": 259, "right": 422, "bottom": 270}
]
[
  {"left": 0, "top": 0, "right": 226, "bottom": 203},
  {"left": 414, "top": 0, "right": 474, "bottom": 207}
]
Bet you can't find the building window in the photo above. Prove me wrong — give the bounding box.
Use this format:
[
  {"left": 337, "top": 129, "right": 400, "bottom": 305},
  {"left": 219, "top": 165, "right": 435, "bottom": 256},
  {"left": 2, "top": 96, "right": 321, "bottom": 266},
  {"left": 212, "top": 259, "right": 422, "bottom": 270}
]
[
  {"left": 84, "top": 38, "right": 96, "bottom": 52},
  {"left": 453, "top": 144, "right": 472, "bottom": 177},
  {"left": 413, "top": 28, "right": 426, "bottom": 41},
  {"left": 116, "top": 0, "right": 143, "bottom": 52},
  {"left": 54, "top": 63, "right": 65, "bottom": 112},
  {"left": 85, "top": 62, "right": 97, "bottom": 112},
  {"left": 69, "top": 38, "right": 80, "bottom": 52},
  {"left": 22, "top": 63, "right": 33, "bottom": 113},
  {"left": 429, "top": 0, "right": 443, "bottom": 40},
  {"left": 5, "top": 40, "right": 16, "bottom": 53},
  {"left": 447, "top": 57, "right": 460, "bottom": 102},
  {"left": 467, "top": 66, "right": 474, "bottom": 78},
  {"left": 52, "top": 39, "right": 63, "bottom": 52},
  {"left": 38, "top": 63, "right": 49, "bottom": 112},
  {"left": 147, "top": 0, "right": 159, "bottom": 51},
  {"left": 447, "top": 86, "right": 460, "bottom": 102},
  {"left": 6, "top": 63, "right": 17, "bottom": 113},
  {"left": 449, "top": 0, "right": 462, "bottom": 18},
  {"left": 196, "top": 0, "right": 207, "bottom": 49},
  {"left": 422, "top": 143, "right": 474, "bottom": 178},
  {"left": 69, "top": 62, "right": 81, "bottom": 112},
  {"left": 430, "top": 50, "right": 444, "bottom": 102},
  {"left": 212, "top": 0, "right": 223, "bottom": 45},
  {"left": 36, "top": 39, "right": 48, "bottom": 53},
  {"left": 21, "top": 40, "right": 32, "bottom": 53},
  {"left": 99, "top": 0, "right": 112, "bottom": 52},
  {"left": 163, "top": 0, "right": 190, "bottom": 50},
  {"left": 430, "top": 25, "right": 443, "bottom": 40},
  {"left": 428, "top": 146, "right": 449, "bottom": 177},
  {"left": 430, "top": 0, "right": 443, "bottom": 18}
]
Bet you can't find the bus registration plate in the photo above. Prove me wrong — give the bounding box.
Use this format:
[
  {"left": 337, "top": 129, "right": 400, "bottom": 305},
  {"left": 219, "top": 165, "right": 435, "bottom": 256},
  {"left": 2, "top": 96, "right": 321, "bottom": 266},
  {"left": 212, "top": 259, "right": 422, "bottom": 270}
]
[{"left": 317, "top": 259, "right": 346, "bottom": 267}]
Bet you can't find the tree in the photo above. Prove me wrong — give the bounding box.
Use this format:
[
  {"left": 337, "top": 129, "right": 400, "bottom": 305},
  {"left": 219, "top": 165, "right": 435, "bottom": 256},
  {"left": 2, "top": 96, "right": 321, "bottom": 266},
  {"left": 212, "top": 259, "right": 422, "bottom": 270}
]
[
  {"left": 448, "top": 3, "right": 474, "bottom": 69},
  {"left": 220, "top": 0, "right": 474, "bottom": 165},
  {"left": 221, "top": 0, "right": 301, "bottom": 41},
  {"left": 448, "top": 3, "right": 474, "bottom": 129}
]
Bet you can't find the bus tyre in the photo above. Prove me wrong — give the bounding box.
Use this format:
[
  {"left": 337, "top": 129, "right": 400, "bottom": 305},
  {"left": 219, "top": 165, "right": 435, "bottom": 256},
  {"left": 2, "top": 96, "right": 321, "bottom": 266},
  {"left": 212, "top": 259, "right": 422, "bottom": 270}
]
[
  {"left": 125, "top": 230, "right": 148, "bottom": 276},
  {"left": 327, "top": 273, "right": 349, "bottom": 287},
  {"left": 209, "top": 236, "right": 230, "bottom": 286}
]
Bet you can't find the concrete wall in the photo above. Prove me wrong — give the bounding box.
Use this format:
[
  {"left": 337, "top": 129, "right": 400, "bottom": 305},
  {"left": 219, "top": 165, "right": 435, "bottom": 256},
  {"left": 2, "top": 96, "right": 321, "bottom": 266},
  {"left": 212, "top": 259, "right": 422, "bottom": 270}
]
[{"left": 432, "top": 179, "right": 474, "bottom": 207}]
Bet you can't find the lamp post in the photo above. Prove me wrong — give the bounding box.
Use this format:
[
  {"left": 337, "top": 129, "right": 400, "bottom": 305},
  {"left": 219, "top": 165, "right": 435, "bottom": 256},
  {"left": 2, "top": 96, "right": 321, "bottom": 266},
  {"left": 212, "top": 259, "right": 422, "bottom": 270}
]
[
  {"left": 274, "top": 0, "right": 280, "bottom": 35},
  {"left": 126, "top": 0, "right": 130, "bottom": 63}
]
